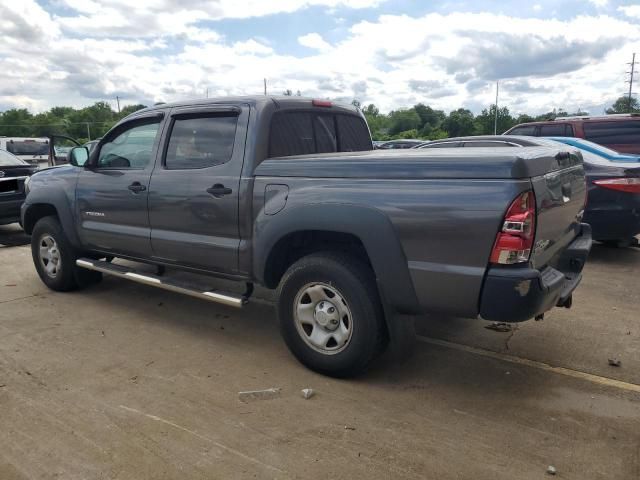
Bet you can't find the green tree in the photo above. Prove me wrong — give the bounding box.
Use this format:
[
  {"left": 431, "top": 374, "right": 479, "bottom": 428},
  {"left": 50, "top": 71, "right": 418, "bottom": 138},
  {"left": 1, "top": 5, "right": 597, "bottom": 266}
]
[
  {"left": 442, "top": 108, "right": 475, "bottom": 137},
  {"left": 388, "top": 109, "right": 421, "bottom": 136},
  {"left": 474, "top": 105, "right": 515, "bottom": 135},
  {"left": 606, "top": 95, "right": 640, "bottom": 114},
  {"left": 120, "top": 104, "right": 147, "bottom": 117}
]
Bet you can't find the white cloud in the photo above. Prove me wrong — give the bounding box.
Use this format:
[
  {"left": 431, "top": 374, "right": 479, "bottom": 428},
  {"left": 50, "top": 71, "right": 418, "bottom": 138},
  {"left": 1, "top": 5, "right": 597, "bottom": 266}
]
[
  {"left": 618, "top": 5, "right": 640, "bottom": 19},
  {"left": 298, "top": 33, "right": 332, "bottom": 51},
  {"left": 1, "top": 2, "right": 640, "bottom": 116},
  {"left": 587, "top": 0, "right": 608, "bottom": 7}
]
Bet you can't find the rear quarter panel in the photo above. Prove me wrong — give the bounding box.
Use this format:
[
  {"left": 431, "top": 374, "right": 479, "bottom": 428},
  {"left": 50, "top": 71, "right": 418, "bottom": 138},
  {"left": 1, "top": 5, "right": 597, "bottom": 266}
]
[{"left": 253, "top": 176, "right": 531, "bottom": 317}]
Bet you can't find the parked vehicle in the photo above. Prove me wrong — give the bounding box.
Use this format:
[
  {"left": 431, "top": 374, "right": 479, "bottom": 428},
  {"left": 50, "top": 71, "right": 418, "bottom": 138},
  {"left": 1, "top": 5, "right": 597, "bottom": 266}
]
[
  {"left": 83, "top": 138, "right": 101, "bottom": 154},
  {"left": 418, "top": 135, "right": 640, "bottom": 246},
  {"left": 0, "top": 137, "right": 50, "bottom": 168},
  {"left": 21, "top": 97, "right": 591, "bottom": 376},
  {"left": 0, "top": 149, "right": 37, "bottom": 225},
  {"left": 546, "top": 137, "right": 639, "bottom": 162},
  {"left": 376, "top": 139, "right": 425, "bottom": 149},
  {"left": 504, "top": 114, "right": 640, "bottom": 155}
]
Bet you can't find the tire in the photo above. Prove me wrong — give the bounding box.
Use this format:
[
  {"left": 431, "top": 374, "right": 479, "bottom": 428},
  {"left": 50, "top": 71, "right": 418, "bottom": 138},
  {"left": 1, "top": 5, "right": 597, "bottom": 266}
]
[
  {"left": 31, "top": 216, "right": 101, "bottom": 291},
  {"left": 277, "top": 252, "right": 387, "bottom": 377}
]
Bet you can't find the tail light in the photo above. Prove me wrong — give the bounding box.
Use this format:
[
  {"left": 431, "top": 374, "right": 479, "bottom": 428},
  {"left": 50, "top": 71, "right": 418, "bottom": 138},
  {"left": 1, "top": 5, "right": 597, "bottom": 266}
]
[
  {"left": 312, "top": 99, "right": 332, "bottom": 107},
  {"left": 593, "top": 178, "right": 640, "bottom": 194},
  {"left": 490, "top": 190, "right": 536, "bottom": 265}
]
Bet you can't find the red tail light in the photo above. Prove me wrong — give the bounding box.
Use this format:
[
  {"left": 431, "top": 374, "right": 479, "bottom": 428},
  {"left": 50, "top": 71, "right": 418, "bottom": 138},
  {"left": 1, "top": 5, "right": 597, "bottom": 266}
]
[
  {"left": 312, "top": 99, "right": 332, "bottom": 107},
  {"left": 490, "top": 191, "right": 536, "bottom": 265},
  {"left": 593, "top": 178, "right": 640, "bottom": 194}
]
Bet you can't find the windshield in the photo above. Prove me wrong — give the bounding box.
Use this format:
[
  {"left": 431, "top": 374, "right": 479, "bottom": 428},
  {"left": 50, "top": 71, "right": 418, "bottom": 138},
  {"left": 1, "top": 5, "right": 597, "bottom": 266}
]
[
  {"left": 6, "top": 141, "right": 49, "bottom": 156},
  {"left": 0, "top": 149, "right": 28, "bottom": 166}
]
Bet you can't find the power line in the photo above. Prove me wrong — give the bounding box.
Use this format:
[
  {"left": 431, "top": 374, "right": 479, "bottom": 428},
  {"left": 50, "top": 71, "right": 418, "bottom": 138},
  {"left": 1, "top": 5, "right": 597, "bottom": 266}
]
[{"left": 626, "top": 52, "right": 637, "bottom": 112}]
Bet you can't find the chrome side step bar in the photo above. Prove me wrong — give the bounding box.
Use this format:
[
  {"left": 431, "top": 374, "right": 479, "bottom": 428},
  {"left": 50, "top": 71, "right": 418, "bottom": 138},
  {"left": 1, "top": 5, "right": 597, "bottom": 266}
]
[{"left": 76, "top": 258, "right": 246, "bottom": 308}]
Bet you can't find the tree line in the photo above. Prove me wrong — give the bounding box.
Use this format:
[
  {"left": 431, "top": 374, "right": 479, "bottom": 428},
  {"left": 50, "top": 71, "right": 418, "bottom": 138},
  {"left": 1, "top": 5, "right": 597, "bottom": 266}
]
[
  {"left": 359, "top": 95, "right": 639, "bottom": 141},
  {"left": 0, "top": 95, "right": 637, "bottom": 143},
  {"left": 0, "top": 101, "right": 147, "bottom": 143}
]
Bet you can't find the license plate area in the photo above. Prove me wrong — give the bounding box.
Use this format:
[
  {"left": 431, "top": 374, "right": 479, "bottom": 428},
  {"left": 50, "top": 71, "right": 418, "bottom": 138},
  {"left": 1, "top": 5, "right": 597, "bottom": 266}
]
[{"left": 0, "top": 179, "right": 19, "bottom": 194}]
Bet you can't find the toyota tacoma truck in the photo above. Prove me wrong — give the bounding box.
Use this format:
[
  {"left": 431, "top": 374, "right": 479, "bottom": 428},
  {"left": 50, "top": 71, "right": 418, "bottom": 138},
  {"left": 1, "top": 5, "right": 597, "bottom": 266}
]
[{"left": 21, "top": 96, "right": 592, "bottom": 377}]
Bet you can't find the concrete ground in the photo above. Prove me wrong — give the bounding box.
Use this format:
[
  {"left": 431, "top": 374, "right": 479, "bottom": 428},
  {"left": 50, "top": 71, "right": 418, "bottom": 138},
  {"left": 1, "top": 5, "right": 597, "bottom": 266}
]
[{"left": 0, "top": 223, "right": 639, "bottom": 479}]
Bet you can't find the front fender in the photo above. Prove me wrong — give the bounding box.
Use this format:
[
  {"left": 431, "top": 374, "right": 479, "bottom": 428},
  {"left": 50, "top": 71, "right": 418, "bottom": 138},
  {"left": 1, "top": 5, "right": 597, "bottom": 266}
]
[{"left": 254, "top": 203, "right": 421, "bottom": 314}]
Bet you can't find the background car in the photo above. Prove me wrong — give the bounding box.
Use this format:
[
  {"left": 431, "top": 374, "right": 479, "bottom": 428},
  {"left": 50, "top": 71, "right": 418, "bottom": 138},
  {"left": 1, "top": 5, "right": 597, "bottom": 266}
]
[
  {"left": 504, "top": 113, "right": 640, "bottom": 155},
  {"left": 546, "top": 137, "right": 639, "bottom": 162},
  {"left": 0, "top": 137, "right": 50, "bottom": 168},
  {"left": 376, "top": 139, "right": 425, "bottom": 149},
  {"left": 0, "top": 149, "right": 37, "bottom": 225},
  {"left": 417, "top": 135, "right": 640, "bottom": 247}
]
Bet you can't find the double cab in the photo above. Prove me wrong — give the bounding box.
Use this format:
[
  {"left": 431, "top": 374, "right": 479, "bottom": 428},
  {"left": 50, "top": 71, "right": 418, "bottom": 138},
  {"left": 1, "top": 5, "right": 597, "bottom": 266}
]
[{"left": 22, "top": 96, "right": 592, "bottom": 376}]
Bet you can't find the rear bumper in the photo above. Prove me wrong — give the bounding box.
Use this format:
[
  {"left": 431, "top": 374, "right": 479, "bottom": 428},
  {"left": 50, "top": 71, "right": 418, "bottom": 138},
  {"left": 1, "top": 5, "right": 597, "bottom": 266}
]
[{"left": 479, "top": 223, "right": 592, "bottom": 322}]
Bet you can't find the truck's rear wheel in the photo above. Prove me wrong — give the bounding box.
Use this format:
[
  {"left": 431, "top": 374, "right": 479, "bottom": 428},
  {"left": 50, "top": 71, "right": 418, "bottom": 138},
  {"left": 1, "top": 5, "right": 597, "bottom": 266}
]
[
  {"left": 277, "top": 252, "right": 386, "bottom": 377},
  {"left": 31, "top": 216, "right": 101, "bottom": 291}
]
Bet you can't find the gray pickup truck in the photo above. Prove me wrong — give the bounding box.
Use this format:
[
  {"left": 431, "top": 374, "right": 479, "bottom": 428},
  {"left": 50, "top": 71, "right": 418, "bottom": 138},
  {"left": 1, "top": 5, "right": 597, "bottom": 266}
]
[{"left": 21, "top": 96, "right": 592, "bottom": 376}]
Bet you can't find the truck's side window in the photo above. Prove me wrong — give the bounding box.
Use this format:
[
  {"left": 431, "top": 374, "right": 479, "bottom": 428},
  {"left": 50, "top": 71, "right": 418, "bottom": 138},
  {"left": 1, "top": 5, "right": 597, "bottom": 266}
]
[
  {"left": 98, "top": 121, "right": 160, "bottom": 169},
  {"left": 336, "top": 115, "right": 372, "bottom": 151},
  {"left": 165, "top": 115, "right": 238, "bottom": 169}
]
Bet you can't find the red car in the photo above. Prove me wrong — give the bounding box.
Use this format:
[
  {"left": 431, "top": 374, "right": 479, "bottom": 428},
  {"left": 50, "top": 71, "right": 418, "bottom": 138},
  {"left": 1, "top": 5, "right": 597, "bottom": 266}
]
[{"left": 504, "top": 114, "right": 640, "bottom": 155}]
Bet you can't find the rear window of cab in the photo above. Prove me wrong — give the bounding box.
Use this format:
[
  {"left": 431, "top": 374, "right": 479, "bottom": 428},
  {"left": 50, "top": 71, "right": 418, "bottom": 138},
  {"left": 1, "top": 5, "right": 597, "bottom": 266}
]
[{"left": 269, "top": 112, "right": 371, "bottom": 157}]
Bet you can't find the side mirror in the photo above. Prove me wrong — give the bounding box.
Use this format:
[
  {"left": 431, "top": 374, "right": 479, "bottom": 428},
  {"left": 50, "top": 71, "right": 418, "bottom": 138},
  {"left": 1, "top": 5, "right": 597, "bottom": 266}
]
[{"left": 68, "top": 147, "right": 89, "bottom": 167}]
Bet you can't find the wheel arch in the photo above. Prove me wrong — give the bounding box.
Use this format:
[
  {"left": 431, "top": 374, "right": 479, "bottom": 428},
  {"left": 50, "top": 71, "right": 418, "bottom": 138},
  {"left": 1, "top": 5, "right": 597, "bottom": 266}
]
[{"left": 254, "top": 204, "right": 421, "bottom": 314}]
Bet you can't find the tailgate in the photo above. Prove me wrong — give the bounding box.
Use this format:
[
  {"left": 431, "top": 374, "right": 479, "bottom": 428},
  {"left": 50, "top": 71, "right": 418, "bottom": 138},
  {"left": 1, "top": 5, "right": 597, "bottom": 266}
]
[{"left": 530, "top": 154, "right": 586, "bottom": 269}]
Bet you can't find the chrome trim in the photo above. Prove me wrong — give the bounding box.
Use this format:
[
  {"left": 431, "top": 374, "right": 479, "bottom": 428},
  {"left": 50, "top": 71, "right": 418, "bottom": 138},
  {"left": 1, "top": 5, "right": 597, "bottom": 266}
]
[
  {"left": 0, "top": 175, "right": 28, "bottom": 182},
  {"left": 76, "top": 259, "right": 244, "bottom": 308}
]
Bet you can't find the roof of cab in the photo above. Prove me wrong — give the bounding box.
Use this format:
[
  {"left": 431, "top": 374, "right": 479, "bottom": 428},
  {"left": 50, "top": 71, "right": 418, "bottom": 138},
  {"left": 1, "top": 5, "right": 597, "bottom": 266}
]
[{"left": 126, "top": 95, "right": 359, "bottom": 119}]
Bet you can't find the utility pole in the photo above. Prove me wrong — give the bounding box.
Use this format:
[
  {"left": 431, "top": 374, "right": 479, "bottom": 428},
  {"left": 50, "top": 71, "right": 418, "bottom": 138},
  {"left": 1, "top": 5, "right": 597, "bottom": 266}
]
[
  {"left": 206, "top": 87, "right": 209, "bottom": 98},
  {"left": 264, "top": 78, "right": 267, "bottom": 95},
  {"left": 493, "top": 81, "right": 499, "bottom": 135},
  {"left": 86, "top": 122, "right": 91, "bottom": 140},
  {"left": 116, "top": 96, "right": 120, "bottom": 113},
  {"left": 626, "top": 53, "right": 637, "bottom": 113}
]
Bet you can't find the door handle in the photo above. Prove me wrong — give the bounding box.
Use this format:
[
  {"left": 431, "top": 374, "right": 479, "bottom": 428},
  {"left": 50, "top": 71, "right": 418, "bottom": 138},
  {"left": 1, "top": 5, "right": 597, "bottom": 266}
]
[
  {"left": 128, "top": 182, "right": 147, "bottom": 193},
  {"left": 206, "top": 184, "right": 232, "bottom": 198}
]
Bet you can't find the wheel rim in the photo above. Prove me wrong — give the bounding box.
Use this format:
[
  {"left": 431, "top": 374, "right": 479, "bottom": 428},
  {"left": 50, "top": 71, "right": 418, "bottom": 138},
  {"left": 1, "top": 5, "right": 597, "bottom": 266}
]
[
  {"left": 293, "top": 282, "right": 353, "bottom": 355},
  {"left": 38, "top": 234, "right": 61, "bottom": 278}
]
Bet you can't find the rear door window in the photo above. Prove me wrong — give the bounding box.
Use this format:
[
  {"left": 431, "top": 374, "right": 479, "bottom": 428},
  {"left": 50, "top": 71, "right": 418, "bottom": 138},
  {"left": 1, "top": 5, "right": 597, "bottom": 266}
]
[
  {"left": 165, "top": 115, "right": 238, "bottom": 169},
  {"left": 508, "top": 126, "right": 537, "bottom": 136},
  {"left": 269, "top": 111, "right": 371, "bottom": 157},
  {"left": 583, "top": 121, "right": 640, "bottom": 145}
]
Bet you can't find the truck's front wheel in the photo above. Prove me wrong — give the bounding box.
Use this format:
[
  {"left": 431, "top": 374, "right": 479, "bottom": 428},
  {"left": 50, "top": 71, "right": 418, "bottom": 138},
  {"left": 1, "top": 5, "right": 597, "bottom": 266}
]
[
  {"left": 277, "top": 252, "right": 387, "bottom": 377},
  {"left": 31, "top": 216, "right": 101, "bottom": 291}
]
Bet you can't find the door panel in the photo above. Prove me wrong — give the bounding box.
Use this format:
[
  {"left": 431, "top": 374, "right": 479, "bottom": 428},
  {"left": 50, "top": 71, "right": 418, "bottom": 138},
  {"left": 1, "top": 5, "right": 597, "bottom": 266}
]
[
  {"left": 148, "top": 107, "right": 248, "bottom": 273},
  {"left": 76, "top": 117, "right": 164, "bottom": 256}
]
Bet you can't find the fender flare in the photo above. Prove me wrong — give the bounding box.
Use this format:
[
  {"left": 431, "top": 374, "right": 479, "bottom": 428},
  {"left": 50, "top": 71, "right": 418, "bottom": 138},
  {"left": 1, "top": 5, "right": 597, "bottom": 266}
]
[
  {"left": 22, "top": 193, "right": 80, "bottom": 247},
  {"left": 254, "top": 204, "right": 421, "bottom": 314}
]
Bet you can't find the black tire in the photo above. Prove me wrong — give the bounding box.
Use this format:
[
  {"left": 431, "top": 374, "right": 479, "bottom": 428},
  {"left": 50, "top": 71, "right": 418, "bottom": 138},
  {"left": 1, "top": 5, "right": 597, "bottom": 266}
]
[
  {"left": 277, "top": 252, "right": 387, "bottom": 377},
  {"left": 31, "top": 216, "right": 102, "bottom": 291}
]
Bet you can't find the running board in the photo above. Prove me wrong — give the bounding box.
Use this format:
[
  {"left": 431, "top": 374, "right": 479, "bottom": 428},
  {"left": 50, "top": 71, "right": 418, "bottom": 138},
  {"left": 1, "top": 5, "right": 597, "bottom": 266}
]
[{"left": 76, "top": 258, "right": 246, "bottom": 308}]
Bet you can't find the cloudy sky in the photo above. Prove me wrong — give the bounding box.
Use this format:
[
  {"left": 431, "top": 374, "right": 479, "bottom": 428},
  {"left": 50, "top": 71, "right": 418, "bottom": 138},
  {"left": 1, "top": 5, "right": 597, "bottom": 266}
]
[{"left": 1, "top": 0, "right": 640, "bottom": 115}]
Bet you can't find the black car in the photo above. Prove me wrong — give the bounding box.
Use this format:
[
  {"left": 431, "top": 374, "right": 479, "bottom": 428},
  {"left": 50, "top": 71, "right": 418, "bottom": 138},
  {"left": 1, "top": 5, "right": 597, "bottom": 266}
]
[
  {"left": 417, "top": 136, "right": 640, "bottom": 246},
  {"left": 0, "top": 149, "right": 37, "bottom": 225}
]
